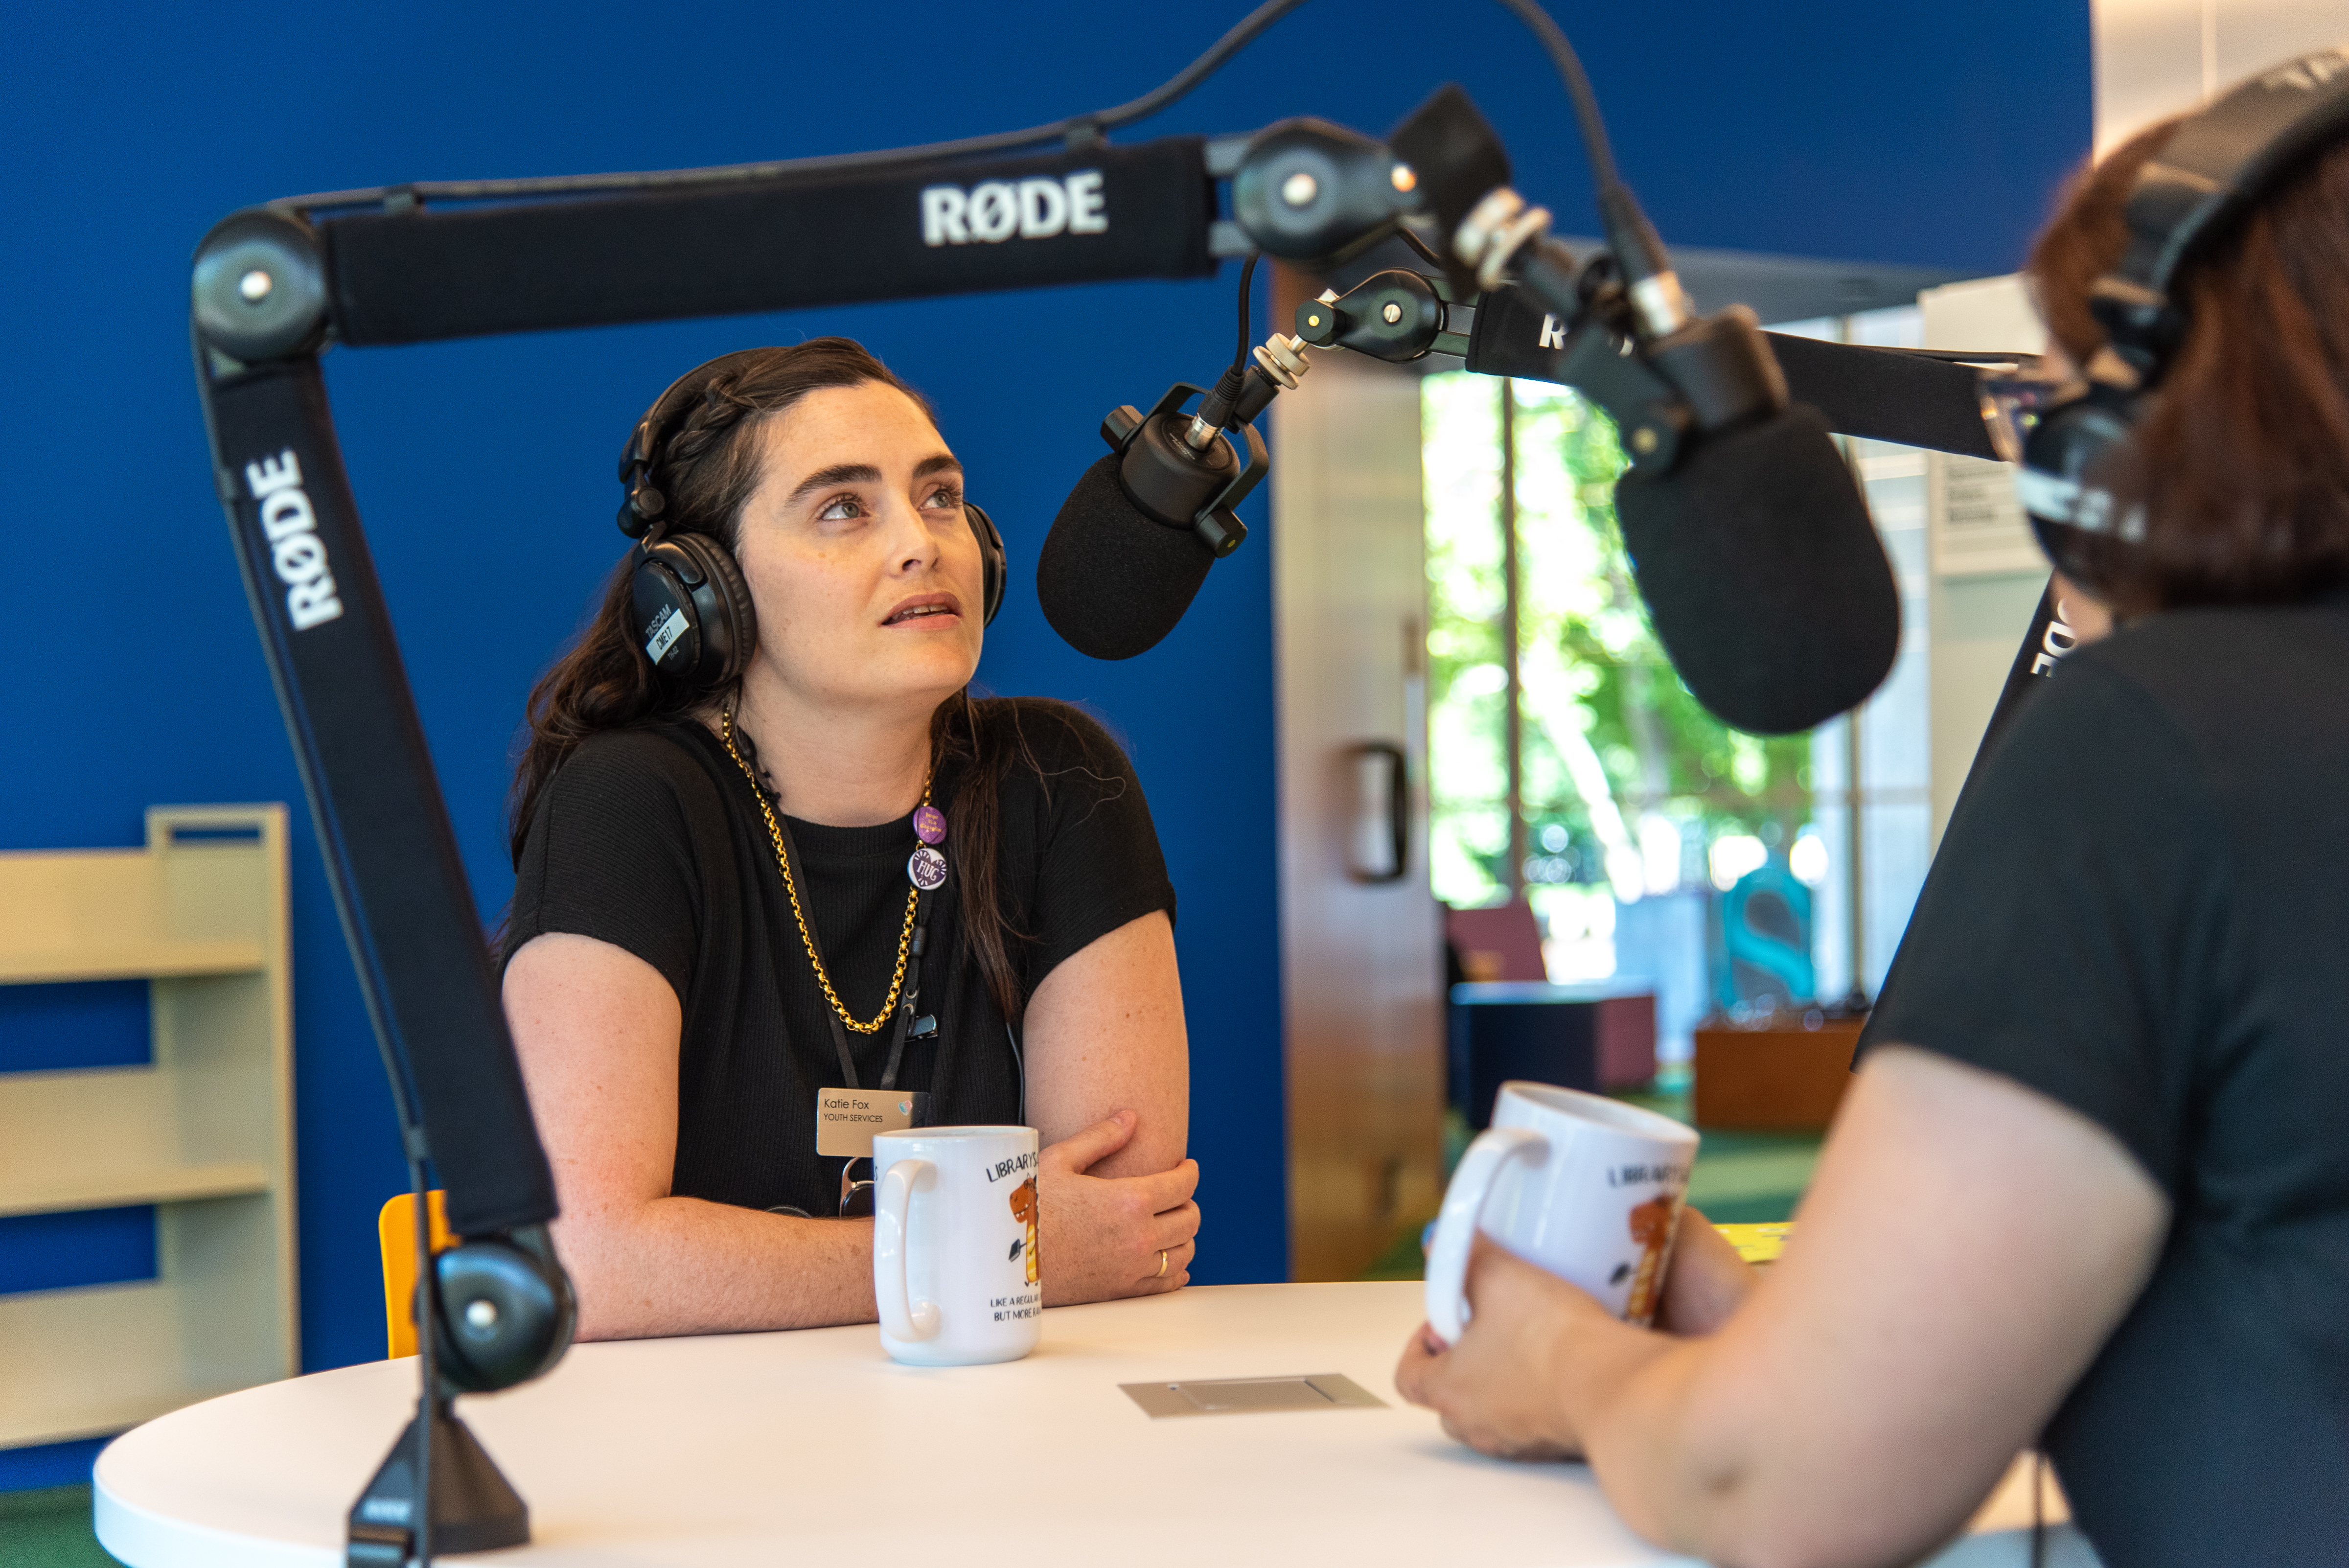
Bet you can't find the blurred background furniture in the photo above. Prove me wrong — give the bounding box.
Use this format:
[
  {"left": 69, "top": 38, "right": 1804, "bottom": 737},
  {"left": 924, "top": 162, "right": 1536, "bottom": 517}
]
[
  {"left": 1692, "top": 1012, "right": 1866, "bottom": 1131},
  {"left": 0, "top": 806, "right": 296, "bottom": 1451},
  {"left": 1448, "top": 980, "right": 1658, "bottom": 1128},
  {"left": 1443, "top": 902, "right": 1548, "bottom": 987},
  {"left": 1715, "top": 1222, "right": 1795, "bottom": 1266},
  {"left": 376, "top": 1190, "right": 452, "bottom": 1360}
]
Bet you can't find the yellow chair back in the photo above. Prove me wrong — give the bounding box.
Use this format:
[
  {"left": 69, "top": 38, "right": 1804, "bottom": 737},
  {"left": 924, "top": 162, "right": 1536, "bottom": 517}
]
[{"left": 377, "top": 1190, "right": 454, "bottom": 1360}]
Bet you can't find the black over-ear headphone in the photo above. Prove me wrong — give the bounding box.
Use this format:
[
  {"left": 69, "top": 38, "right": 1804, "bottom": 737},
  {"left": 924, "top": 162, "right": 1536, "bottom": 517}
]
[
  {"left": 616, "top": 348, "right": 1008, "bottom": 689},
  {"left": 2016, "top": 47, "right": 2349, "bottom": 593}
]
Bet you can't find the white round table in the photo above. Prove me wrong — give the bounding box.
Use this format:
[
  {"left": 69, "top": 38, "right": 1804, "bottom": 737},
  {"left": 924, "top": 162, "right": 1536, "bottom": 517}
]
[{"left": 94, "top": 1282, "right": 2095, "bottom": 1567}]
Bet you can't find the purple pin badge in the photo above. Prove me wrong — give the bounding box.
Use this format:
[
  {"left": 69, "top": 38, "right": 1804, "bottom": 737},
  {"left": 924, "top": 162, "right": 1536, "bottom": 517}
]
[
  {"left": 912, "top": 804, "right": 947, "bottom": 845},
  {"left": 908, "top": 844, "right": 948, "bottom": 891}
]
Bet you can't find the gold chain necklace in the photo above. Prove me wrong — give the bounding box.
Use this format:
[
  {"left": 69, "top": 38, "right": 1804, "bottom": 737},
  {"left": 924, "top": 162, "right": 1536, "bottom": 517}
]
[{"left": 720, "top": 707, "right": 927, "bottom": 1036}]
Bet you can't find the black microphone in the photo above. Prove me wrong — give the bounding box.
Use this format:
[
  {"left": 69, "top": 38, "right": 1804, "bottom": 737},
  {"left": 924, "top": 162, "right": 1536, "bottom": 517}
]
[
  {"left": 1038, "top": 259, "right": 1311, "bottom": 660},
  {"left": 1612, "top": 407, "right": 1900, "bottom": 734},
  {"left": 1037, "top": 446, "right": 1224, "bottom": 661},
  {"left": 1394, "top": 84, "right": 1900, "bottom": 734}
]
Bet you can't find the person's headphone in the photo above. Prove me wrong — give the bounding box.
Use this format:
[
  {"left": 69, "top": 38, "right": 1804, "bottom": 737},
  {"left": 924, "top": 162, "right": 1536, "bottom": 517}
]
[
  {"left": 616, "top": 348, "right": 1007, "bottom": 690},
  {"left": 2012, "top": 47, "right": 2349, "bottom": 595}
]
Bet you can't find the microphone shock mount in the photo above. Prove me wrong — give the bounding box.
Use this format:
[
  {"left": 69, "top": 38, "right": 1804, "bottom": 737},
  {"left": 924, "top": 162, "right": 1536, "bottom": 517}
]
[{"left": 1104, "top": 382, "right": 1270, "bottom": 558}]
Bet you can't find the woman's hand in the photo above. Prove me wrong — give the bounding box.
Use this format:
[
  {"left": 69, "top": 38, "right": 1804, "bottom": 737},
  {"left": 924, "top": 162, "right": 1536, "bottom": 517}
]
[
  {"left": 1394, "top": 1206, "right": 1744, "bottom": 1462},
  {"left": 1396, "top": 1239, "right": 1623, "bottom": 1460},
  {"left": 1038, "top": 1109, "right": 1200, "bottom": 1305}
]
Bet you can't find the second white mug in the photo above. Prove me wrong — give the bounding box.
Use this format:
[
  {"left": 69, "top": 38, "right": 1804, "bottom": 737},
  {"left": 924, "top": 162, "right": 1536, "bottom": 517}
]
[
  {"left": 872, "top": 1125, "right": 1043, "bottom": 1366},
  {"left": 1425, "top": 1080, "right": 1699, "bottom": 1344}
]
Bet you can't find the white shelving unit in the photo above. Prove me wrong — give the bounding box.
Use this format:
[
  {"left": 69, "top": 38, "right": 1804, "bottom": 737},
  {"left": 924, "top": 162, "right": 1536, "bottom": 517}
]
[{"left": 0, "top": 805, "right": 297, "bottom": 1449}]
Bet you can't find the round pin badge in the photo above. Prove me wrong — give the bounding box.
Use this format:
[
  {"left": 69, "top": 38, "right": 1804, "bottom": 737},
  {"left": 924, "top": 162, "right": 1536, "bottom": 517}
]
[
  {"left": 908, "top": 844, "right": 948, "bottom": 891},
  {"left": 912, "top": 804, "right": 947, "bottom": 845}
]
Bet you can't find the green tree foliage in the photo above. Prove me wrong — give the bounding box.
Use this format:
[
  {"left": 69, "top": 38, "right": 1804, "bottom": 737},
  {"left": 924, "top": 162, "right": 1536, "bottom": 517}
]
[{"left": 1425, "top": 372, "right": 1811, "bottom": 906}]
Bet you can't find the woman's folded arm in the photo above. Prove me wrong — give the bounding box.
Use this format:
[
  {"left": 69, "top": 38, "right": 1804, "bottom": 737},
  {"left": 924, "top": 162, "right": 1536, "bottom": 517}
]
[{"left": 505, "top": 930, "right": 879, "bottom": 1339}]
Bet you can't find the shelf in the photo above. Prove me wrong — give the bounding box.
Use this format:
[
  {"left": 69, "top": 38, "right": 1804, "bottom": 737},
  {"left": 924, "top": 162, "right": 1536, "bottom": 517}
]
[
  {"left": 0, "top": 805, "right": 297, "bottom": 1452},
  {"left": 0, "top": 1066, "right": 278, "bottom": 1216},
  {"left": 0, "top": 1279, "right": 285, "bottom": 1448},
  {"left": 0, "top": 942, "right": 266, "bottom": 986},
  {"left": 0, "top": 1384, "right": 257, "bottom": 1451},
  {"left": 0, "top": 833, "right": 271, "bottom": 986},
  {"left": 0, "top": 1159, "right": 270, "bottom": 1220}
]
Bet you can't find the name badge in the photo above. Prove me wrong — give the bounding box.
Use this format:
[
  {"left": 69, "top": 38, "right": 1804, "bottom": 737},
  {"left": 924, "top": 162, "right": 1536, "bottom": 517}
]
[{"left": 816, "top": 1087, "right": 927, "bottom": 1157}]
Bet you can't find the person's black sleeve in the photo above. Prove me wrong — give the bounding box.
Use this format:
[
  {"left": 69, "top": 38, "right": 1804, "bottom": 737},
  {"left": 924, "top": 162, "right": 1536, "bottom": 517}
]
[
  {"left": 1011, "top": 700, "right": 1177, "bottom": 994},
  {"left": 1859, "top": 656, "right": 2239, "bottom": 1199},
  {"left": 502, "top": 729, "right": 707, "bottom": 1003}
]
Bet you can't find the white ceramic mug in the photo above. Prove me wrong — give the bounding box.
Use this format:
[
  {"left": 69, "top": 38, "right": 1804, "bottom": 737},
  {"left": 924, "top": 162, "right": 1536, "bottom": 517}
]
[
  {"left": 1425, "top": 1081, "right": 1699, "bottom": 1344},
  {"left": 873, "top": 1125, "right": 1043, "bottom": 1366}
]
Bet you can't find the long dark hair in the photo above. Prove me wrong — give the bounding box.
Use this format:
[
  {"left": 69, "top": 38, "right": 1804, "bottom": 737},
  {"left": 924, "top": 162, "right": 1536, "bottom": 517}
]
[
  {"left": 508, "top": 338, "right": 1034, "bottom": 1021},
  {"left": 2030, "top": 119, "right": 2349, "bottom": 614}
]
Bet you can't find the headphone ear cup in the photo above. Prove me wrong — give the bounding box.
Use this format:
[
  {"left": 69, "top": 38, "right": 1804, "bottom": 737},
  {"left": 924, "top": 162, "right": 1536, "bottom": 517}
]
[
  {"left": 966, "top": 502, "right": 1007, "bottom": 627},
  {"left": 666, "top": 533, "right": 759, "bottom": 689},
  {"left": 2019, "top": 388, "right": 2143, "bottom": 599},
  {"left": 631, "top": 534, "right": 758, "bottom": 689},
  {"left": 630, "top": 545, "right": 702, "bottom": 681}
]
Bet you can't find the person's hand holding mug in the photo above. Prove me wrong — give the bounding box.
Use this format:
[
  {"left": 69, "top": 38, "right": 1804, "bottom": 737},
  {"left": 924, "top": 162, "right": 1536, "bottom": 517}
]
[
  {"left": 1399, "top": 1081, "right": 1754, "bottom": 1460},
  {"left": 1395, "top": 1211, "right": 1756, "bottom": 1460}
]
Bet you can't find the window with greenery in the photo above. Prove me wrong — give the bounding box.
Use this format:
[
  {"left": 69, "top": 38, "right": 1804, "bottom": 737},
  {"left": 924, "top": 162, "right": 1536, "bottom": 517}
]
[{"left": 1423, "top": 372, "right": 1821, "bottom": 982}]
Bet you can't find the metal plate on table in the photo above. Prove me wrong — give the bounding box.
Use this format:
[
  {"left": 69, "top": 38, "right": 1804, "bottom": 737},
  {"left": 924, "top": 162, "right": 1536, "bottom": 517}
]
[{"left": 1120, "top": 1373, "right": 1388, "bottom": 1418}]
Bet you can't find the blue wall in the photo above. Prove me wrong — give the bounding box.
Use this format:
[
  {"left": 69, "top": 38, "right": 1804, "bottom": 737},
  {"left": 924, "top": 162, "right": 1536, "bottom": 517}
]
[{"left": 0, "top": 0, "right": 2089, "bottom": 1489}]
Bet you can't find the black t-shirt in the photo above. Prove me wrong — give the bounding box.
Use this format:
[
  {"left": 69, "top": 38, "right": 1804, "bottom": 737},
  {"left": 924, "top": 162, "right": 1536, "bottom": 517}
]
[
  {"left": 1861, "top": 598, "right": 2349, "bottom": 1568},
  {"left": 502, "top": 697, "right": 1175, "bottom": 1219}
]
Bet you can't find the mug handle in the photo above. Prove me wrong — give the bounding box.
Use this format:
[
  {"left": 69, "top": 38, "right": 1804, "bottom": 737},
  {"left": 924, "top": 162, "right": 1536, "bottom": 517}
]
[
  {"left": 1423, "top": 1126, "right": 1546, "bottom": 1346},
  {"left": 874, "top": 1158, "right": 942, "bottom": 1342}
]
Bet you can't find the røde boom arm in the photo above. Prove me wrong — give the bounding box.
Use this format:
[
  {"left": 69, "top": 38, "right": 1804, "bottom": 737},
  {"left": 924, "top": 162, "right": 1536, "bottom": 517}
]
[{"left": 190, "top": 79, "right": 1428, "bottom": 1567}]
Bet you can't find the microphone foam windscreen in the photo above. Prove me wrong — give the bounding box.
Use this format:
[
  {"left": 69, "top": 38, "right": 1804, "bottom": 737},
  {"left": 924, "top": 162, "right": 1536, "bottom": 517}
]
[
  {"left": 1612, "top": 405, "right": 1900, "bottom": 734},
  {"left": 1036, "top": 453, "right": 1217, "bottom": 660}
]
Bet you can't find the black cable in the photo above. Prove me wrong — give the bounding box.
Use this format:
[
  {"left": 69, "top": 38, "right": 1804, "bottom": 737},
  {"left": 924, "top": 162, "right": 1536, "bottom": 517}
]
[
  {"left": 1196, "top": 251, "right": 1260, "bottom": 430},
  {"left": 1080, "top": 0, "right": 1313, "bottom": 141},
  {"left": 407, "top": 1151, "right": 438, "bottom": 1568},
  {"left": 1233, "top": 252, "right": 1260, "bottom": 372},
  {"left": 275, "top": 0, "right": 1314, "bottom": 214},
  {"left": 273, "top": 0, "right": 1626, "bottom": 231},
  {"left": 1395, "top": 223, "right": 1453, "bottom": 273}
]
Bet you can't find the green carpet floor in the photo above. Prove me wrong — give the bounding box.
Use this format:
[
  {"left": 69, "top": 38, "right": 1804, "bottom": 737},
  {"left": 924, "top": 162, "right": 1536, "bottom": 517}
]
[{"left": 0, "top": 1485, "right": 118, "bottom": 1567}]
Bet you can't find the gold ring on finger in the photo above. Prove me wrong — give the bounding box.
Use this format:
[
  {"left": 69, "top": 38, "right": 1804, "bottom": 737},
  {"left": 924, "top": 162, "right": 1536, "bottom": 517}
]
[{"left": 1156, "top": 1249, "right": 1169, "bottom": 1278}]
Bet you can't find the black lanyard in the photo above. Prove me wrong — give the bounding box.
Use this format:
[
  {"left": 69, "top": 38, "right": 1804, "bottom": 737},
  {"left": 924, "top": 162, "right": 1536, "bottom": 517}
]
[{"left": 769, "top": 810, "right": 937, "bottom": 1094}]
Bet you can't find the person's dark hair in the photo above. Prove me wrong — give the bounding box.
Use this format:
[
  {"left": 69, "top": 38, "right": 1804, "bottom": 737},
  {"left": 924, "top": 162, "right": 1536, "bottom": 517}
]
[
  {"left": 507, "top": 338, "right": 1036, "bottom": 1020},
  {"left": 2029, "top": 119, "right": 2349, "bottom": 614}
]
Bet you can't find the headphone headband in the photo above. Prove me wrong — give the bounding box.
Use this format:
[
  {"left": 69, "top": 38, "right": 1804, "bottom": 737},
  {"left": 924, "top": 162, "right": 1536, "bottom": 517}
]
[
  {"left": 2097, "top": 46, "right": 2349, "bottom": 375},
  {"left": 616, "top": 348, "right": 778, "bottom": 539},
  {"left": 2022, "top": 46, "right": 2349, "bottom": 599}
]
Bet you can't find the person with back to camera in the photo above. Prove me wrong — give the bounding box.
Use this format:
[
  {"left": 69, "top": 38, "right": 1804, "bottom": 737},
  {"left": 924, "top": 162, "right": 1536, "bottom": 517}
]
[
  {"left": 499, "top": 338, "right": 1198, "bottom": 1339},
  {"left": 1396, "top": 62, "right": 2349, "bottom": 1568}
]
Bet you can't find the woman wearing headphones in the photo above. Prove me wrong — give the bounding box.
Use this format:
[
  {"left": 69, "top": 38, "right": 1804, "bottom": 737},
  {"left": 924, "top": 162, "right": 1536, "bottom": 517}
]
[
  {"left": 500, "top": 338, "right": 1198, "bottom": 1339},
  {"left": 1398, "top": 68, "right": 2349, "bottom": 1568}
]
